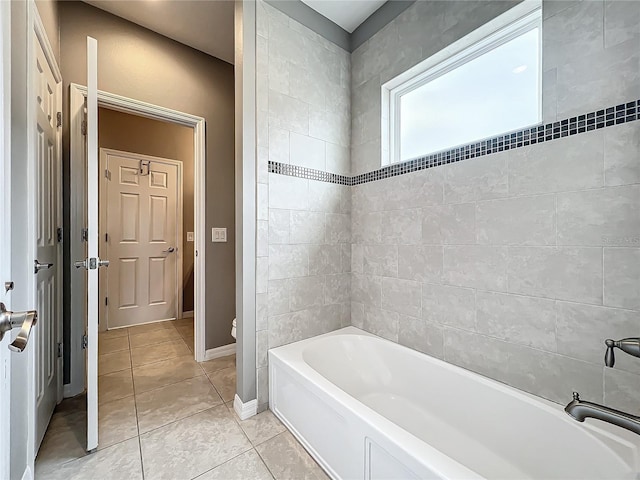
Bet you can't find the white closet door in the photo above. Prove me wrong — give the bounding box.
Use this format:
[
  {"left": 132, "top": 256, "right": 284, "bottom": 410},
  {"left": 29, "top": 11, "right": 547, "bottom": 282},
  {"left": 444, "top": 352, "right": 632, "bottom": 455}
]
[
  {"left": 86, "top": 35, "right": 99, "bottom": 453},
  {"left": 103, "top": 150, "right": 179, "bottom": 328}
]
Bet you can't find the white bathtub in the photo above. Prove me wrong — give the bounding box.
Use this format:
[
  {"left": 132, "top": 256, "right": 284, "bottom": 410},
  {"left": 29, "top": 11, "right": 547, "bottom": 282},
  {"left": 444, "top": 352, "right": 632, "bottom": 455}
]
[{"left": 269, "top": 327, "right": 640, "bottom": 480}]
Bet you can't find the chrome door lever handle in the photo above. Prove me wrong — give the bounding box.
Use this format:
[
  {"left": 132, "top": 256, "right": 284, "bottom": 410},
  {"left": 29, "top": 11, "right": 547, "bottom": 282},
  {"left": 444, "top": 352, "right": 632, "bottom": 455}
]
[
  {"left": 162, "top": 247, "right": 176, "bottom": 254},
  {"left": 34, "top": 260, "right": 53, "bottom": 274},
  {"left": 0, "top": 302, "right": 38, "bottom": 352},
  {"left": 74, "top": 258, "right": 109, "bottom": 269},
  {"left": 74, "top": 259, "right": 87, "bottom": 269}
]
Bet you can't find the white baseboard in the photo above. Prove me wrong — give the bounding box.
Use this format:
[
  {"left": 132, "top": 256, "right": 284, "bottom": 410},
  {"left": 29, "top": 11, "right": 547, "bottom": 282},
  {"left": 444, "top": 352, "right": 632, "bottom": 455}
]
[
  {"left": 181, "top": 310, "right": 194, "bottom": 318},
  {"left": 63, "top": 382, "right": 84, "bottom": 399},
  {"left": 21, "top": 466, "right": 33, "bottom": 480},
  {"left": 233, "top": 394, "right": 257, "bottom": 420},
  {"left": 203, "top": 343, "right": 236, "bottom": 361}
]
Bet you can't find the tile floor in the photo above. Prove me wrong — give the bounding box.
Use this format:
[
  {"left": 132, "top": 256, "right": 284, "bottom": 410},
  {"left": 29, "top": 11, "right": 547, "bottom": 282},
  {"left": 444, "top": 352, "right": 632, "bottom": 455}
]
[{"left": 35, "top": 319, "right": 327, "bottom": 480}]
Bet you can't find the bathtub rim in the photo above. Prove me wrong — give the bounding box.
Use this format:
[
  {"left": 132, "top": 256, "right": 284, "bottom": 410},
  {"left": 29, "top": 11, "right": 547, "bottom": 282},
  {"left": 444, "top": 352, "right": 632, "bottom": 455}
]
[{"left": 269, "top": 326, "right": 640, "bottom": 478}]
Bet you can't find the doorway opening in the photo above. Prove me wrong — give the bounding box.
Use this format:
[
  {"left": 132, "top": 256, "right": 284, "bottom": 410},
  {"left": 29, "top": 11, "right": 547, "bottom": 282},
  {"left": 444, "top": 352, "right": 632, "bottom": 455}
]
[
  {"left": 65, "top": 85, "right": 210, "bottom": 402},
  {"left": 97, "top": 113, "right": 192, "bottom": 330},
  {"left": 35, "top": 87, "right": 239, "bottom": 473}
]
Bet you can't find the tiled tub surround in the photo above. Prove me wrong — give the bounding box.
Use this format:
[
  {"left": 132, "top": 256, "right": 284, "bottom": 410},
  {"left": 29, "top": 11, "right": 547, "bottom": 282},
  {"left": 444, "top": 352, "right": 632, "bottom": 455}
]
[
  {"left": 255, "top": 0, "right": 352, "bottom": 410},
  {"left": 268, "top": 98, "right": 640, "bottom": 187},
  {"left": 351, "top": 0, "right": 640, "bottom": 176},
  {"left": 346, "top": 0, "right": 640, "bottom": 414},
  {"left": 350, "top": 119, "right": 640, "bottom": 412},
  {"left": 257, "top": 0, "right": 640, "bottom": 415}
]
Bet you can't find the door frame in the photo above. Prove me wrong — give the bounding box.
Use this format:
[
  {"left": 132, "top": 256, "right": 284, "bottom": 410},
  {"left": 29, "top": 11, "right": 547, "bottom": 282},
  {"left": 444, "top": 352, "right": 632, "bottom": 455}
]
[
  {"left": 0, "top": 0, "right": 11, "bottom": 476},
  {"left": 67, "top": 84, "right": 207, "bottom": 397},
  {"left": 99, "top": 148, "right": 185, "bottom": 329}
]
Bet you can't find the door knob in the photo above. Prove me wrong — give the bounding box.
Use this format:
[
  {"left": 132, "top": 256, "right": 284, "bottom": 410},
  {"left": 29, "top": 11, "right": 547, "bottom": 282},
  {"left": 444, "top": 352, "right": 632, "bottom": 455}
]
[
  {"left": 0, "top": 303, "right": 37, "bottom": 352},
  {"left": 162, "top": 247, "right": 176, "bottom": 254},
  {"left": 74, "top": 259, "right": 87, "bottom": 269},
  {"left": 34, "top": 260, "right": 53, "bottom": 274},
  {"left": 74, "top": 258, "right": 109, "bottom": 269}
]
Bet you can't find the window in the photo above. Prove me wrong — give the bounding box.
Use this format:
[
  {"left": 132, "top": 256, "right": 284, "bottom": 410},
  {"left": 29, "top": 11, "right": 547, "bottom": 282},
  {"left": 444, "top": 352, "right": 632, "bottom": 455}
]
[{"left": 382, "top": 1, "right": 542, "bottom": 164}]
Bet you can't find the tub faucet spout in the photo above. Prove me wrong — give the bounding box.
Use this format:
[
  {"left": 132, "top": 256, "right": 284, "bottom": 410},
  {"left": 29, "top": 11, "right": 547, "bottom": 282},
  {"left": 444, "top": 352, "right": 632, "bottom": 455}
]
[{"left": 565, "top": 392, "right": 640, "bottom": 436}]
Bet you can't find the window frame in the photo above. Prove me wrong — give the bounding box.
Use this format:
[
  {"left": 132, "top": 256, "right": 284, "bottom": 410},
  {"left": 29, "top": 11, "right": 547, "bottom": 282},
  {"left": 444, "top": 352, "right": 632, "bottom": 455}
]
[{"left": 381, "top": 0, "right": 543, "bottom": 165}]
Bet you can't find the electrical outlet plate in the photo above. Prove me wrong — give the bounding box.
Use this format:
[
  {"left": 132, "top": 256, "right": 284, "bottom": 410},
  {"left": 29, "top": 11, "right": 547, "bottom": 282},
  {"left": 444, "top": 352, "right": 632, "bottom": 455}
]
[
  {"left": 186, "top": 232, "right": 194, "bottom": 242},
  {"left": 211, "top": 228, "right": 227, "bottom": 243}
]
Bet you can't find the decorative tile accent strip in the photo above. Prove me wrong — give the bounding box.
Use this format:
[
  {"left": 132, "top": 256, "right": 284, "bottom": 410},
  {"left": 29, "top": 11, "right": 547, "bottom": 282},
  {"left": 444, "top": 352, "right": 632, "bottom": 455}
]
[
  {"left": 268, "top": 161, "right": 351, "bottom": 185},
  {"left": 269, "top": 100, "right": 639, "bottom": 186}
]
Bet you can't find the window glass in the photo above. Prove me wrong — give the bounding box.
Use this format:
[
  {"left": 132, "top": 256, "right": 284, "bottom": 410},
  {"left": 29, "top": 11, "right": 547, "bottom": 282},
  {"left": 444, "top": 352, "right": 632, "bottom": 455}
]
[{"left": 399, "top": 26, "right": 540, "bottom": 161}]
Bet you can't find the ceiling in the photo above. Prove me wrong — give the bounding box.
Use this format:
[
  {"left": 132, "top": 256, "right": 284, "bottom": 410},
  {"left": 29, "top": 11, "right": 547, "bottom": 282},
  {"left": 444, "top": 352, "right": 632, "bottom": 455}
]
[
  {"left": 83, "top": 0, "right": 235, "bottom": 64},
  {"left": 83, "top": 0, "right": 388, "bottom": 63},
  {"left": 301, "top": 0, "right": 387, "bottom": 33}
]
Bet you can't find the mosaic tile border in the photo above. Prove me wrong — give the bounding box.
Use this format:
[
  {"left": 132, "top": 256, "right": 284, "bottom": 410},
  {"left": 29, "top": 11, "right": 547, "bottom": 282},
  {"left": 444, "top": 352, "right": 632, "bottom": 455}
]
[
  {"left": 268, "top": 161, "right": 351, "bottom": 185},
  {"left": 268, "top": 99, "right": 640, "bottom": 186}
]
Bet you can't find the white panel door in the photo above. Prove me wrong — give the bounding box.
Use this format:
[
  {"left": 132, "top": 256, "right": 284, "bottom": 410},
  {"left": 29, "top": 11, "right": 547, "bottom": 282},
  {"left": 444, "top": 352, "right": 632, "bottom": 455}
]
[
  {"left": 86, "top": 36, "right": 99, "bottom": 453},
  {"left": 102, "top": 150, "right": 179, "bottom": 328},
  {"left": 33, "top": 30, "right": 61, "bottom": 453}
]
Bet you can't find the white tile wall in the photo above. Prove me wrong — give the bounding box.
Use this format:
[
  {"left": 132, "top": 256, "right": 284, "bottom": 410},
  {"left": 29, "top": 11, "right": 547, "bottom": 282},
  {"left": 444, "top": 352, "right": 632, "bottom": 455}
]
[
  {"left": 349, "top": 0, "right": 640, "bottom": 411},
  {"left": 256, "top": 0, "right": 351, "bottom": 409},
  {"left": 257, "top": 0, "right": 640, "bottom": 415},
  {"left": 351, "top": 124, "right": 640, "bottom": 409}
]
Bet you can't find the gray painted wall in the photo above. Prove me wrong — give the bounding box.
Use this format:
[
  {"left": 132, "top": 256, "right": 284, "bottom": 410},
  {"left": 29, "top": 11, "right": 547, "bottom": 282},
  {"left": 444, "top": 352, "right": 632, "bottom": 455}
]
[
  {"left": 59, "top": 2, "right": 236, "bottom": 372},
  {"left": 35, "top": 0, "right": 60, "bottom": 63},
  {"left": 350, "top": 0, "right": 640, "bottom": 412}
]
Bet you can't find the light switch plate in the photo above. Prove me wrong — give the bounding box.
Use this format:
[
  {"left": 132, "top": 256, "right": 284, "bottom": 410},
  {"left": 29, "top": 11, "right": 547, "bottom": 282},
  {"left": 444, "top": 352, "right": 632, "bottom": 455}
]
[
  {"left": 211, "top": 228, "right": 227, "bottom": 243},
  {"left": 186, "top": 232, "right": 194, "bottom": 242}
]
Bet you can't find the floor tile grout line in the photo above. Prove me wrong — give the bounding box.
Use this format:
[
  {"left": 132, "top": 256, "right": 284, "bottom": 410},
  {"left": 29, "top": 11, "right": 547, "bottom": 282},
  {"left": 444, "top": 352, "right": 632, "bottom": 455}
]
[
  {"left": 98, "top": 392, "right": 135, "bottom": 408},
  {"left": 133, "top": 371, "right": 207, "bottom": 397},
  {"left": 249, "top": 426, "right": 288, "bottom": 448},
  {"left": 98, "top": 347, "right": 129, "bottom": 356},
  {"left": 187, "top": 447, "right": 264, "bottom": 480},
  {"left": 138, "top": 434, "right": 146, "bottom": 480},
  {"left": 135, "top": 403, "right": 231, "bottom": 437},
  {"left": 129, "top": 338, "right": 147, "bottom": 480},
  {"left": 202, "top": 368, "right": 236, "bottom": 403},
  {"left": 130, "top": 348, "right": 196, "bottom": 370},
  {"left": 129, "top": 336, "right": 185, "bottom": 350},
  {"left": 254, "top": 438, "right": 282, "bottom": 480},
  {"left": 228, "top": 409, "right": 287, "bottom": 449},
  {"left": 98, "top": 366, "right": 132, "bottom": 378}
]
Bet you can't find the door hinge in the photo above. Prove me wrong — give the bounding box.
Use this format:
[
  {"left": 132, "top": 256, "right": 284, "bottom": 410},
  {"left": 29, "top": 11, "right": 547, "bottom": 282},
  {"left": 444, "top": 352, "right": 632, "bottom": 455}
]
[
  {"left": 105, "top": 297, "right": 108, "bottom": 306},
  {"left": 105, "top": 233, "right": 109, "bottom": 242},
  {"left": 81, "top": 120, "right": 87, "bottom": 136},
  {"left": 81, "top": 334, "right": 88, "bottom": 349},
  {"left": 105, "top": 169, "right": 111, "bottom": 180},
  {"left": 57, "top": 227, "right": 63, "bottom": 243},
  {"left": 57, "top": 342, "right": 63, "bottom": 358},
  {"left": 56, "top": 112, "right": 62, "bottom": 128},
  {"left": 81, "top": 228, "right": 88, "bottom": 242}
]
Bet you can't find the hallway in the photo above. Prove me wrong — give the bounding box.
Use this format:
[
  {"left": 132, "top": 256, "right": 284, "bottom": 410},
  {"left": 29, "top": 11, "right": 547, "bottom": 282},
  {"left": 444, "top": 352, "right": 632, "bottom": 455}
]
[{"left": 34, "top": 320, "right": 327, "bottom": 479}]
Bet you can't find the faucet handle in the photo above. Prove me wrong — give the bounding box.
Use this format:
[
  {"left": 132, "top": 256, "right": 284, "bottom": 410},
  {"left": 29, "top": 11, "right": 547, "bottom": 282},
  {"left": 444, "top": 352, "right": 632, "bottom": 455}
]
[
  {"left": 605, "top": 339, "right": 616, "bottom": 367},
  {"left": 605, "top": 338, "right": 640, "bottom": 368},
  {"left": 572, "top": 391, "right": 580, "bottom": 401}
]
